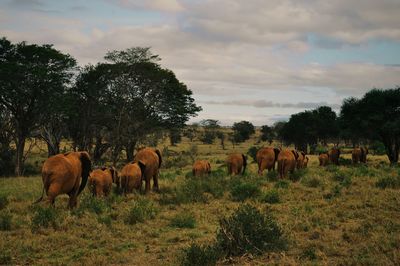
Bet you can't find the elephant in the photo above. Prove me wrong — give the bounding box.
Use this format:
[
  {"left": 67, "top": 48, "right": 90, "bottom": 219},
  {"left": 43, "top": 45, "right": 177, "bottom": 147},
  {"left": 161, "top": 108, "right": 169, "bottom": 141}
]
[
  {"left": 226, "top": 153, "right": 247, "bottom": 175},
  {"left": 35, "top": 151, "right": 91, "bottom": 208},
  {"left": 352, "top": 147, "right": 368, "bottom": 164},
  {"left": 256, "top": 147, "right": 280, "bottom": 175},
  {"left": 296, "top": 151, "right": 307, "bottom": 169},
  {"left": 328, "top": 147, "right": 341, "bottom": 165},
  {"left": 192, "top": 160, "right": 211, "bottom": 177},
  {"left": 319, "top": 153, "right": 329, "bottom": 166},
  {"left": 120, "top": 161, "right": 146, "bottom": 194},
  {"left": 277, "top": 149, "right": 298, "bottom": 179},
  {"left": 303, "top": 156, "right": 309, "bottom": 168},
  {"left": 88, "top": 166, "right": 118, "bottom": 197},
  {"left": 133, "top": 147, "right": 162, "bottom": 193}
]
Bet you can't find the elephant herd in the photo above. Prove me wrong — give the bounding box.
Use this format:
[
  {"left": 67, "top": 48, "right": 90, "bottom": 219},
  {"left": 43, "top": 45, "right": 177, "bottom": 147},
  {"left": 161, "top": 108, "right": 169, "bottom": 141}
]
[{"left": 35, "top": 145, "right": 369, "bottom": 209}]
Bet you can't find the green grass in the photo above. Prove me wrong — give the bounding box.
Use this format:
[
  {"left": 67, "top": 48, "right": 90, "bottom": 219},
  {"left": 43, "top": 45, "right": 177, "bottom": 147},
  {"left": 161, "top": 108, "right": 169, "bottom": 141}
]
[{"left": 170, "top": 212, "right": 196, "bottom": 228}]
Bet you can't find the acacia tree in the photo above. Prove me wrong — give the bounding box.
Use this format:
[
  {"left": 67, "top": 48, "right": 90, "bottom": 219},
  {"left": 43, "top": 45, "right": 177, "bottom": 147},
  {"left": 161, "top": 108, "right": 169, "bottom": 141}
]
[
  {"left": 260, "top": 125, "right": 275, "bottom": 144},
  {"left": 0, "top": 37, "right": 76, "bottom": 175},
  {"left": 232, "top": 121, "right": 255, "bottom": 143}
]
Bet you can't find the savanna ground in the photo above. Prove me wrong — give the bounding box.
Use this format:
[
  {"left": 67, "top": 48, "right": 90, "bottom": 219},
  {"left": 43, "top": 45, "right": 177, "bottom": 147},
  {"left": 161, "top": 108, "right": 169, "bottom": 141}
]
[{"left": 1, "top": 134, "right": 400, "bottom": 265}]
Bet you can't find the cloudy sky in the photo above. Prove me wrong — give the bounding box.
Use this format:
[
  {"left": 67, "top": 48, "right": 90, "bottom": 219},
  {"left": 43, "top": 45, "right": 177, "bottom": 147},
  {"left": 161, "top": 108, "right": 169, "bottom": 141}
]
[{"left": 1, "top": 0, "right": 400, "bottom": 125}]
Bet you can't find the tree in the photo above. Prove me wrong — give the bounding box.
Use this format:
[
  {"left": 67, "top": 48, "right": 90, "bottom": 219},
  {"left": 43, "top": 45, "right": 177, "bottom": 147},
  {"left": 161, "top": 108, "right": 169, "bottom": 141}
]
[
  {"left": 216, "top": 131, "right": 226, "bottom": 149},
  {"left": 340, "top": 88, "right": 400, "bottom": 164},
  {"left": 0, "top": 107, "right": 14, "bottom": 175},
  {"left": 0, "top": 37, "right": 76, "bottom": 175},
  {"left": 169, "top": 129, "right": 182, "bottom": 146},
  {"left": 260, "top": 125, "right": 275, "bottom": 144},
  {"left": 183, "top": 123, "right": 199, "bottom": 142},
  {"left": 199, "top": 119, "right": 220, "bottom": 144},
  {"left": 232, "top": 121, "right": 255, "bottom": 143}
]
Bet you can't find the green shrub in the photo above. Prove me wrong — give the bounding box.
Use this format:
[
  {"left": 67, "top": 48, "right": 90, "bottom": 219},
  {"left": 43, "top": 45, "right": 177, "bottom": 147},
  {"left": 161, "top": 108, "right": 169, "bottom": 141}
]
[
  {"left": 326, "top": 165, "right": 339, "bottom": 173},
  {"left": 98, "top": 215, "right": 113, "bottom": 227},
  {"left": 338, "top": 158, "right": 352, "bottom": 166},
  {"left": 170, "top": 212, "right": 196, "bottom": 228},
  {"left": 376, "top": 175, "right": 400, "bottom": 189},
  {"left": 180, "top": 243, "right": 219, "bottom": 266},
  {"left": 74, "top": 195, "right": 110, "bottom": 216},
  {"left": 31, "top": 206, "right": 60, "bottom": 231},
  {"left": 0, "top": 212, "right": 12, "bottom": 231},
  {"left": 230, "top": 182, "right": 261, "bottom": 202},
  {"left": 301, "top": 176, "right": 322, "bottom": 188},
  {"left": 247, "top": 146, "right": 260, "bottom": 163},
  {"left": 0, "top": 194, "right": 8, "bottom": 210},
  {"left": 290, "top": 169, "right": 307, "bottom": 181},
  {"left": 274, "top": 180, "right": 289, "bottom": 189},
  {"left": 216, "top": 204, "right": 286, "bottom": 256},
  {"left": 266, "top": 171, "right": 278, "bottom": 181},
  {"left": 370, "top": 141, "right": 386, "bottom": 155},
  {"left": 260, "top": 189, "right": 280, "bottom": 204},
  {"left": 125, "top": 198, "right": 159, "bottom": 225}
]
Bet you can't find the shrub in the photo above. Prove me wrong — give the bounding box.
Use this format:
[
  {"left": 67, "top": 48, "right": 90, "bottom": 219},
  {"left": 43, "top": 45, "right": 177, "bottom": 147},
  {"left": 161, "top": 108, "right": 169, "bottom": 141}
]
[
  {"left": 0, "top": 212, "right": 12, "bottom": 231},
  {"left": 125, "top": 198, "right": 159, "bottom": 225},
  {"left": 370, "top": 141, "right": 386, "bottom": 155},
  {"left": 216, "top": 204, "right": 286, "bottom": 256},
  {"left": 180, "top": 243, "right": 219, "bottom": 266},
  {"left": 74, "top": 195, "right": 110, "bottom": 216},
  {"left": 326, "top": 165, "right": 339, "bottom": 173},
  {"left": 290, "top": 169, "right": 307, "bottom": 181},
  {"left": 260, "top": 189, "right": 280, "bottom": 204},
  {"left": 376, "top": 175, "right": 400, "bottom": 189},
  {"left": 0, "top": 194, "right": 8, "bottom": 210},
  {"left": 266, "top": 171, "right": 278, "bottom": 181},
  {"left": 230, "top": 182, "right": 261, "bottom": 202},
  {"left": 274, "top": 180, "right": 289, "bottom": 189},
  {"left": 301, "top": 176, "right": 322, "bottom": 188},
  {"left": 97, "top": 215, "right": 113, "bottom": 227},
  {"left": 247, "top": 146, "right": 260, "bottom": 163},
  {"left": 170, "top": 212, "right": 196, "bottom": 228},
  {"left": 31, "top": 206, "right": 60, "bottom": 231}
]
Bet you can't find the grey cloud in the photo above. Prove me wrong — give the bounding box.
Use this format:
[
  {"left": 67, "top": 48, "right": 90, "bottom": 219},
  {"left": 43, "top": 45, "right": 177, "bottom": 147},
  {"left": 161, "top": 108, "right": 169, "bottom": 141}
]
[{"left": 200, "top": 100, "right": 341, "bottom": 109}]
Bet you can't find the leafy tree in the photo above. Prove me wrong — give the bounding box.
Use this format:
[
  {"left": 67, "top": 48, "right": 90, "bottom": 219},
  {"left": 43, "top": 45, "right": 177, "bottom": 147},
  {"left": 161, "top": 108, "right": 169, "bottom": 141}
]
[
  {"left": 0, "top": 107, "right": 14, "bottom": 175},
  {"left": 216, "top": 131, "right": 226, "bottom": 150},
  {"left": 199, "top": 119, "right": 220, "bottom": 144},
  {"left": 340, "top": 88, "right": 400, "bottom": 164},
  {"left": 0, "top": 37, "right": 76, "bottom": 175},
  {"left": 232, "top": 121, "right": 255, "bottom": 143},
  {"left": 183, "top": 123, "right": 199, "bottom": 142},
  {"left": 260, "top": 125, "right": 275, "bottom": 144},
  {"left": 169, "top": 129, "right": 182, "bottom": 146}
]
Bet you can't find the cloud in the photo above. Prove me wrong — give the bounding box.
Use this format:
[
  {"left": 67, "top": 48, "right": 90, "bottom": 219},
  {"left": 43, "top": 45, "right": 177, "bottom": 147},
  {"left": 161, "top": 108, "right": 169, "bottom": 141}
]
[
  {"left": 200, "top": 100, "right": 341, "bottom": 109},
  {"left": 108, "top": 0, "right": 184, "bottom": 12}
]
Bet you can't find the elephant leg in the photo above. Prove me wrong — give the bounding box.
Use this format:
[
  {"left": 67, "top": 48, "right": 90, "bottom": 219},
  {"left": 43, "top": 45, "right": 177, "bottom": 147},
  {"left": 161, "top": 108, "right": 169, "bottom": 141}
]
[
  {"left": 145, "top": 177, "right": 151, "bottom": 194},
  {"left": 153, "top": 173, "right": 159, "bottom": 192},
  {"left": 68, "top": 191, "right": 78, "bottom": 209}
]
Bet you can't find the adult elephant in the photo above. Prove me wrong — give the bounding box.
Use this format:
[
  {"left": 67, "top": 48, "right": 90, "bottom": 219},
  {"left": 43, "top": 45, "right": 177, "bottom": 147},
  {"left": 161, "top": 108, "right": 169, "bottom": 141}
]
[
  {"left": 329, "top": 147, "right": 341, "bottom": 165},
  {"left": 227, "top": 153, "right": 247, "bottom": 175},
  {"left": 133, "top": 148, "right": 162, "bottom": 193},
  {"left": 319, "top": 153, "right": 329, "bottom": 166},
  {"left": 192, "top": 160, "right": 211, "bottom": 177},
  {"left": 352, "top": 147, "right": 368, "bottom": 164},
  {"left": 277, "top": 149, "right": 298, "bottom": 179},
  {"left": 120, "top": 161, "right": 146, "bottom": 194},
  {"left": 296, "top": 151, "right": 307, "bottom": 169},
  {"left": 256, "top": 147, "right": 280, "bottom": 175},
  {"left": 88, "top": 167, "right": 118, "bottom": 197},
  {"left": 35, "top": 151, "right": 91, "bottom": 208}
]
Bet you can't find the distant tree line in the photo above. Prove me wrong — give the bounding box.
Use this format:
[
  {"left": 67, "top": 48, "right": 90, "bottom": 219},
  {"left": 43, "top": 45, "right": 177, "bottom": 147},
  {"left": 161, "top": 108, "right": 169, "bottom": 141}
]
[{"left": 0, "top": 37, "right": 201, "bottom": 175}]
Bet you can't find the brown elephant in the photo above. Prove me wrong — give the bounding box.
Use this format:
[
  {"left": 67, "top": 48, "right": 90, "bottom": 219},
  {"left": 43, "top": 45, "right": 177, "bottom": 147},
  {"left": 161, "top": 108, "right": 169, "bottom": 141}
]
[
  {"left": 319, "top": 153, "right": 329, "bottom": 166},
  {"left": 120, "top": 161, "right": 146, "bottom": 194},
  {"left": 192, "top": 160, "right": 211, "bottom": 177},
  {"left": 296, "top": 151, "right": 307, "bottom": 169},
  {"left": 256, "top": 147, "right": 280, "bottom": 175},
  {"left": 328, "top": 147, "right": 341, "bottom": 165},
  {"left": 277, "top": 149, "right": 298, "bottom": 179},
  {"left": 35, "top": 151, "right": 91, "bottom": 208},
  {"left": 88, "top": 167, "right": 118, "bottom": 197},
  {"left": 133, "top": 147, "right": 162, "bottom": 193},
  {"left": 303, "top": 156, "right": 309, "bottom": 168},
  {"left": 227, "top": 153, "right": 247, "bottom": 175},
  {"left": 352, "top": 147, "right": 368, "bottom": 164}
]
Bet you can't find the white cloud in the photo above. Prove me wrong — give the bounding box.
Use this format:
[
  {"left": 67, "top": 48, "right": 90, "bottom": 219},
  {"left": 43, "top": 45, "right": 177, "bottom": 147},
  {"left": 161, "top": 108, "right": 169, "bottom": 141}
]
[{"left": 109, "top": 0, "right": 184, "bottom": 12}]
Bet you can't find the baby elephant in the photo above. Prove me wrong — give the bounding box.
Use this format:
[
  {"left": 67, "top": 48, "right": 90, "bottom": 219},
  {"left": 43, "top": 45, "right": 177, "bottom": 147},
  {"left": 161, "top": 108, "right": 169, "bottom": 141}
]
[
  {"left": 192, "top": 160, "right": 211, "bottom": 177},
  {"left": 319, "top": 153, "right": 329, "bottom": 166},
  {"left": 88, "top": 167, "right": 118, "bottom": 197},
  {"left": 120, "top": 161, "right": 146, "bottom": 194}
]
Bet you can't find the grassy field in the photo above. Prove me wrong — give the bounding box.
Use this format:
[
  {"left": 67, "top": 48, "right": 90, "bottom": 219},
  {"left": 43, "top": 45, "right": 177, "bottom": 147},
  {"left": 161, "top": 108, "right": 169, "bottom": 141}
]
[{"left": 1, "top": 136, "right": 400, "bottom": 265}]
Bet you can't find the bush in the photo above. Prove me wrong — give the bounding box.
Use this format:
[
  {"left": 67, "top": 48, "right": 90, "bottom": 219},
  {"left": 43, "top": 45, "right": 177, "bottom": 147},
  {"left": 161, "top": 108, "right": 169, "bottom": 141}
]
[
  {"left": 74, "top": 195, "right": 110, "bottom": 216},
  {"left": 274, "top": 180, "right": 289, "bottom": 189},
  {"left": 376, "top": 175, "right": 400, "bottom": 189},
  {"left": 125, "top": 198, "right": 159, "bottom": 225},
  {"left": 0, "top": 194, "right": 8, "bottom": 210},
  {"left": 260, "top": 190, "right": 280, "bottom": 204},
  {"left": 247, "top": 146, "right": 260, "bottom": 163},
  {"left": 216, "top": 204, "right": 286, "bottom": 256},
  {"left": 97, "top": 215, "right": 113, "bottom": 227},
  {"left": 266, "top": 171, "right": 278, "bottom": 181},
  {"left": 290, "top": 169, "right": 307, "bottom": 181},
  {"left": 301, "top": 176, "right": 322, "bottom": 188},
  {"left": 0, "top": 212, "right": 12, "bottom": 231},
  {"left": 31, "top": 206, "right": 60, "bottom": 231},
  {"left": 370, "top": 141, "right": 386, "bottom": 155},
  {"left": 230, "top": 182, "right": 261, "bottom": 202},
  {"left": 170, "top": 212, "right": 196, "bottom": 228},
  {"left": 180, "top": 243, "right": 219, "bottom": 266}
]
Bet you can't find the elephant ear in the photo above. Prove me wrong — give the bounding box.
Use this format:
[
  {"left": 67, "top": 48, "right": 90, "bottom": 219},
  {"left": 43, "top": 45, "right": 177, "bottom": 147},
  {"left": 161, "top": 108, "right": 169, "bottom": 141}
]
[
  {"left": 273, "top": 148, "right": 280, "bottom": 161},
  {"left": 138, "top": 160, "right": 146, "bottom": 180},
  {"left": 291, "top": 150, "right": 299, "bottom": 160},
  {"left": 78, "top": 151, "right": 92, "bottom": 195},
  {"left": 155, "top": 149, "right": 162, "bottom": 168},
  {"left": 241, "top": 154, "right": 247, "bottom": 175}
]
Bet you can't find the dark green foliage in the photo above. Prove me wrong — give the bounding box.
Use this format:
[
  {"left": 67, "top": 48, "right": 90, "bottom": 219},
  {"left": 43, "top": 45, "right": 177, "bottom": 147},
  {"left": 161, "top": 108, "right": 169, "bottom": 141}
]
[
  {"left": 169, "top": 129, "right": 182, "bottom": 146},
  {"left": 266, "top": 170, "right": 278, "bottom": 181},
  {"left": 199, "top": 119, "right": 220, "bottom": 144},
  {"left": 180, "top": 243, "right": 219, "bottom": 266},
  {"left": 0, "top": 212, "right": 12, "bottom": 231},
  {"left": 31, "top": 206, "right": 60, "bottom": 231},
  {"left": 125, "top": 199, "right": 159, "bottom": 225},
  {"left": 338, "top": 157, "right": 352, "bottom": 165},
  {"left": 370, "top": 141, "right": 386, "bottom": 155},
  {"left": 260, "top": 125, "right": 275, "bottom": 143},
  {"left": 376, "top": 175, "right": 400, "bottom": 189},
  {"left": 274, "top": 180, "right": 289, "bottom": 189},
  {"left": 230, "top": 182, "right": 261, "bottom": 202},
  {"left": 170, "top": 212, "right": 196, "bottom": 228},
  {"left": 232, "top": 121, "right": 255, "bottom": 143},
  {"left": 260, "top": 189, "right": 280, "bottom": 204},
  {"left": 0, "top": 194, "right": 8, "bottom": 210},
  {"left": 74, "top": 195, "right": 110, "bottom": 216},
  {"left": 290, "top": 169, "right": 307, "bottom": 181},
  {"left": 216, "top": 204, "right": 286, "bottom": 256},
  {"left": 247, "top": 146, "right": 260, "bottom": 163}
]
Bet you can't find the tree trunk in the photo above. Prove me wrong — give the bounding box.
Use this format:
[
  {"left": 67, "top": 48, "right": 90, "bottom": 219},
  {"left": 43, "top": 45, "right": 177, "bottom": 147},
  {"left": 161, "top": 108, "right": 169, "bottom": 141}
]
[
  {"left": 46, "top": 141, "right": 60, "bottom": 157},
  {"left": 93, "top": 136, "right": 111, "bottom": 163},
  {"left": 125, "top": 140, "right": 137, "bottom": 162},
  {"left": 383, "top": 138, "right": 399, "bottom": 164},
  {"left": 15, "top": 135, "right": 25, "bottom": 176}
]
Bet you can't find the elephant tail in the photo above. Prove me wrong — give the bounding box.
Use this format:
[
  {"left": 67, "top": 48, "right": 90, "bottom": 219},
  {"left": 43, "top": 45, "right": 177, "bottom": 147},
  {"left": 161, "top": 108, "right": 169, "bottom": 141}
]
[
  {"left": 34, "top": 185, "right": 46, "bottom": 204},
  {"left": 34, "top": 171, "right": 49, "bottom": 204},
  {"left": 155, "top": 149, "right": 162, "bottom": 168},
  {"left": 241, "top": 154, "right": 247, "bottom": 175},
  {"left": 278, "top": 159, "right": 286, "bottom": 178},
  {"left": 78, "top": 152, "right": 92, "bottom": 195}
]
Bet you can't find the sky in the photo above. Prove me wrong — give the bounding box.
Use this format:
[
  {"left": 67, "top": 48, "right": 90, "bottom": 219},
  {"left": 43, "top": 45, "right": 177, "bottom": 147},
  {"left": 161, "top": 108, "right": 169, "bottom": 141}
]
[{"left": 1, "top": 0, "right": 400, "bottom": 126}]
